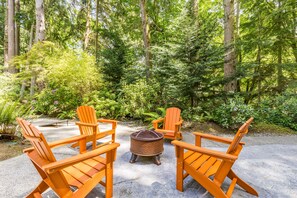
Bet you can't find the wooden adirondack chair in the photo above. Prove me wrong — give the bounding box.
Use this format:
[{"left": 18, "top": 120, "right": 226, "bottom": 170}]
[
  {"left": 172, "top": 118, "right": 258, "bottom": 197},
  {"left": 17, "top": 118, "right": 120, "bottom": 198},
  {"left": 75, "top": 106, "right": 117, "bottom": 150},
  {"left": 152, "top": 107, "right": 183, "bottom": 140}
]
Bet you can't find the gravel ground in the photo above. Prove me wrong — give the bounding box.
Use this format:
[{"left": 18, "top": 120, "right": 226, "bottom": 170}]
[{"left": 0, "top": 118, "right": 296, "bottom": 198}]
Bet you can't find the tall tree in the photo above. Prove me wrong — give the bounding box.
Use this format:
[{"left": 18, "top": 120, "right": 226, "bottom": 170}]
[
  {"left": 223, "top": 0, "right": 236, "bottom": 92},
  {"left": 140, "top": 0, "right": 151, "bottom": 81},
  {"left": 3, "top": 0, "right": 8, "bottom": 68},
  {"left": 31, "top": 0, "right": 45, "bottom": 97},
  {"left": 7, "top": 0, "right": 16, "bottom": 73},
  {"left": 95, "top": 0, "right": 99, "bottom": 62},
  {"left": 35, "top": 0, "right": 45, "bottom": 42},
  {"left": 83, "top": 0, "right": 91, "bottom": 50},
  {"left": 15, "top": 0, "right": 20, "bottom": 55}
]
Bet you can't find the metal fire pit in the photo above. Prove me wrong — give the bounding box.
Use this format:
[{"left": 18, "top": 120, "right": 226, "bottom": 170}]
[{"left": 129, "top": 130, "right": 164, "bottom": 165}]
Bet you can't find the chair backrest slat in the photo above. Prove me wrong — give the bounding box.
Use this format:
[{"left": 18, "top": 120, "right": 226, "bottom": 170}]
[
  {"left": 17, "top": 118, "right": 56, "bottom": 162},
  {"left": 164, "top": 107, "right": 181, "bottom": 131},
  {"left": 77, "top": 106, "right": 98, "bottom": 135},
  {"left": 226, "top": 117, "right": 253, "bottom": 155}
]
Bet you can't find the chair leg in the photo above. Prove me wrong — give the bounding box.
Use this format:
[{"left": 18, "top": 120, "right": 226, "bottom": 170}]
[
  {"left": 105, "top": 163, "right": 113, "bottom": 198},
  {"left": 227, "top": 169, "right": 258, "bottom": 196},
  {"left": 26, "top": 180, "right": 49, "bottom": 198},
  {"left": 176, "top": 160, "right": 184, "bottom": 191}
]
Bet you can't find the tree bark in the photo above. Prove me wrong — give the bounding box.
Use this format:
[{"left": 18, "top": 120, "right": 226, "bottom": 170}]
[
  {"left": 140, "top": 0, "right": 151, "bottom": 81},
  {"left": 15, "top": 0, "right": 20, "bottom": 55},
  {"left": 95, "top": 0, "right": 99, "bottom": 62},
  {"left": 291, "top": 0, "right": 297, "bottom": 62},
  {"left": 193, "top": 0, "right": 199, "bottom": 18},
  {"left": 223, "top": 0, "right": 236, "bottom": 92},
  {"left": 7, "top": 0, "right": 16, "bottom": 73},
  {"left": 4, "top": 1, "right": 8, "bottom": 68},
  {"left": 35, "top": 0, "right": 45, "bottom": 42},
  {"left": 276, "top": 0, "right": 283, "bottom": 93},
  {"left": 83, "top": 0, "right": 91, "bottom": 50},
  {"left": 235, "top": 0, "right": 241, "bottom": 92},
  {"left": 29, "top": 23, "right": 34, "bottom": 50}
]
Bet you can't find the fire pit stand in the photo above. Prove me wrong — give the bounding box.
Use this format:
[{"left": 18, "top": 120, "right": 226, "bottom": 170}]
[{"left": 129, "top": 130, "right": 164, "bottom": 165}]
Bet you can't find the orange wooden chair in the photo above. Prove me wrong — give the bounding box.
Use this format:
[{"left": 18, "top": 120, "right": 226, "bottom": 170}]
[
  {"left": 75, "top": 106, "right": 117, "bottom": 149},
  {"left": 172, "top": 118, "right": 258, "bottom": 197},
  {"left": 152, "top": 107, "right": 183, "bottom": 140},
  {"left": 17, "top": 118, "right": 120, "bottom": 198}
]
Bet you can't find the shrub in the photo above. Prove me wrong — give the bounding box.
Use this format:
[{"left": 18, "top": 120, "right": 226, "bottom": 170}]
[
  {"left": 212, "top": 97, "right": 256, "bottom": 129},
  {"left": 11, "top": 42, "right": 100, "bottom": 119},
  {"left": 0, "top": 101, "right": 30, "bottom": 136},
  {"left": 82, "top": 89, "right": 120, "bottom": 118},
  {"left": 119, "top": 80, "right": 159, "bottom": 119},
  {"left": 258, "top": 95, "right": 297, "bottom": 131},
  {"left": 34, "top": 87, "right": 80, "bottom": 118}
]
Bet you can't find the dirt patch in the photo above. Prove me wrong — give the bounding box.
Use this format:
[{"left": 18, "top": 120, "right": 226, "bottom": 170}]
[{"left": 0, "top": 139, "right": 31, "bottom": 161}]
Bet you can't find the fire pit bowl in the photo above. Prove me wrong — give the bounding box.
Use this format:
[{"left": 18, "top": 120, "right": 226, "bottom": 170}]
[{"left": 129, "top": 130, "right": 164, "bottom": 165}]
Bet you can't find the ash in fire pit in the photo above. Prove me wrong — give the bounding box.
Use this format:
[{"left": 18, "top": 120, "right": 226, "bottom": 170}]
[{"left": 130, "top": 130, "right": 164, "bottom": 165}]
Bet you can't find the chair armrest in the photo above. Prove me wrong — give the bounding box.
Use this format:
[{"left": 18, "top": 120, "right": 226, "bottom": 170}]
[
  {"left": 23, "top": 135, "right": 88, "bottom": 153},
  {"left": 175, "top": 120, "right": 183, "bottom": 126},
  {"left": 97, "top": 119, "right": 117, "bottom": 129},
  {"left": 152, "top": 118, "right": 164, "bottom": 129},
  {"left": 75, "top": 122, "right": 98, "bottom": 127},
  {"left": 172, "top": 140, "right": 237, "bottom": 161},
  {"left": 97, "top": 119, "right": 117, "bottom": 123},
  {"left": 152, "top": 118, "right": 164, "bottom": 124},
  {"left": 193, "top": 132, "right": 245, "bottom": 146},
  {"left": 43, "top": 143, "right": 120, "bottom": 174},
  {"left": 48, "top": 135, "right": 88, "bottom": 149}
]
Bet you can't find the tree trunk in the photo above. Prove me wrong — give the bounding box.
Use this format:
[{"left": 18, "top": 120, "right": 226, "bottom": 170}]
[
  {"left": 257, "top": 43, "right": 261, "bottom": 104},
  {"left": 7, "top": 0, "right": 16, "bottom": 73},
  {"left": 277, "top": 42, "right": 283, "bottom": 92},
  {"left": 83, "top": 0, "right": 91, "bottom": 50},
  {"left": 15, "top": 0, "right": 20, "bottom": 55},
  {"left": 29, "top": 23, "right": 34, "bottom": 50},
  {"left": 276, "top": 1, "right": 283, "bottom": 93},
  {"left": 235, "top": 0, "right": 241, "bottom": 92},
  {"left": 35, "top": 0, "right": 45, "bottom": 42},
  {"left": 20, "top": 23, "right": 35, "bottom": 100},
  {"left": 193, "top": 0, "right": 199, "bottom": 18},
  {"left": 223, "top": 0, "right": 236, "bottom": 92},
  {"left": 4, "top": 1, "right": 8, "bottom": 68},
  {"left": 291, "top": 0, "right": 297, "bottom": 62},
  {"left": 95, "top": 0, "right": 99, "bottom": 62},
  {"left": 140, "top": 0, "right": 151, "bottom": 81}
]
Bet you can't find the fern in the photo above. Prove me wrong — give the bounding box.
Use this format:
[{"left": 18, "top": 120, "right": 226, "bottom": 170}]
[
  {"left": 0, "top": 101, "right": 31, "bottom": 135},
  {"left": 143, "top": 107, "right": 166, "bottom": 122}
]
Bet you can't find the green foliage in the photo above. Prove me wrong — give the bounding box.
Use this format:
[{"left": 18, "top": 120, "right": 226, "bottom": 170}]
[
  {"left": 258, "top": 94, "right": 297, "bottom": 130},
  {"left": 34, "top": 87, "right": 80, "bottom": 118},
  {"left": 143, "top": 107, "right": 166, "bottom": 122},
  {"left": 13, "top": 42, "right": 100, "bottom": 118},
  {"left": 0, "top": 101, "right": 30, "bottom": 135},
  {"left": 119, "top": 80, "right": 159, "bottom": 119},
  {"left": 212, "top": 97, "right": 256, "bottom": 129},
  {"left": 151, "top": 11, "right": 224, "bottom": 109},
  {"left": 82, "top": 89, "right": 120, "bottom": 118},
  {"left": 100, "top": 30, "right": 127, "bottom": 90}
]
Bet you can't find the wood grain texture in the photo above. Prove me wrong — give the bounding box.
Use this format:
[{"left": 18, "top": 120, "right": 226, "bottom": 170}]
[
  {"left": 171, "top": 118, "right": 258, "bottom": 197},
  {"left": 16, "top": 118, "right": 120, "bottom": 198},
  {"left": 152, "top": 107, "right": 183, "bottom": 140}
]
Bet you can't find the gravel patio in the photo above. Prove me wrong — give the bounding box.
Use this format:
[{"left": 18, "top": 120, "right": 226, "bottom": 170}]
[{"left": 0, "top": 119, "right": 296, "bottom": 198}]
